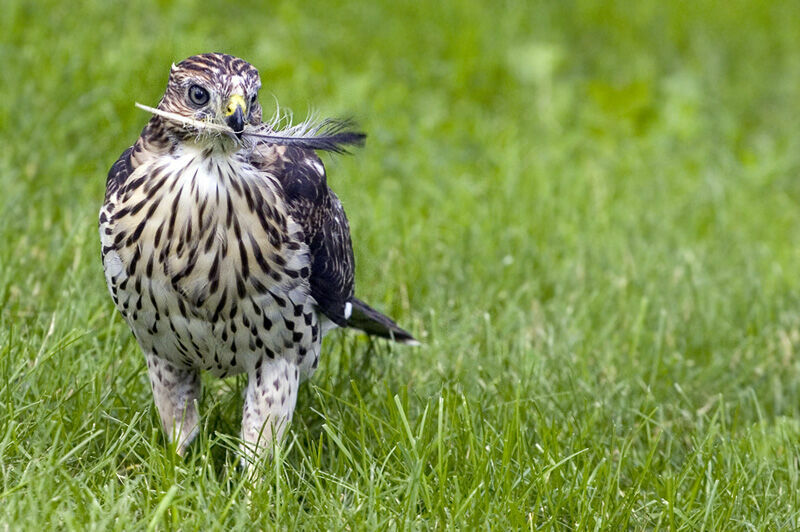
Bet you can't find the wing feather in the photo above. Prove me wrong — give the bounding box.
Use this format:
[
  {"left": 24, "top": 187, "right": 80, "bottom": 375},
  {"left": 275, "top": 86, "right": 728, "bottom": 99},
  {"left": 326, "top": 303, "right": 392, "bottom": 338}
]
[
  {"left": 251, "top": 145, "right": 355, "bottom": 325},
  {"left": 104, "top": 146, "right": 134, "bottom": 200}
]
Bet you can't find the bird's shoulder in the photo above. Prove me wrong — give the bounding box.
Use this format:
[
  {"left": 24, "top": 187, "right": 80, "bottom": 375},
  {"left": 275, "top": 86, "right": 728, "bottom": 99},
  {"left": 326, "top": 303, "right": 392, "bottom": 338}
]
[
  {"left": 104, "top": 119, "right": 171, "bottom": 201},
  {"left": 105, "top": 146, "right": 134, "bottom": 201},
  {"left": 247, "top": 143, "right": 356, "bottom": 326},
  {"left": 247, "top": 144, "right": 326, "bottom": 208}
]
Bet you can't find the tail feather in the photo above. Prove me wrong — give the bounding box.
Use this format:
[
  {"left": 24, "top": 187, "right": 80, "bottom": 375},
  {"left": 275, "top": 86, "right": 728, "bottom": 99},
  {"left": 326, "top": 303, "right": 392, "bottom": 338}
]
[{"left": 346, "top": 297, "right": 419, "bottom": 345}]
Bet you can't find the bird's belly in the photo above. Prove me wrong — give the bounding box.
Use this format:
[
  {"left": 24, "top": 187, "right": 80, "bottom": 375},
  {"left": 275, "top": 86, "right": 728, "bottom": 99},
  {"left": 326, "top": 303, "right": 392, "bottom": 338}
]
[{"left": 110, "top": 246, "right": 321, "bottom": 379}]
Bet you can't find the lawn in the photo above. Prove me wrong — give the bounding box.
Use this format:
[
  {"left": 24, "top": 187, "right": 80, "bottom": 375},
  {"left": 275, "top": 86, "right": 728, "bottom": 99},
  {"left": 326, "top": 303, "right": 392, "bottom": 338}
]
[{"left": 3, "top": 0, "right": 800, "bottom": 529}]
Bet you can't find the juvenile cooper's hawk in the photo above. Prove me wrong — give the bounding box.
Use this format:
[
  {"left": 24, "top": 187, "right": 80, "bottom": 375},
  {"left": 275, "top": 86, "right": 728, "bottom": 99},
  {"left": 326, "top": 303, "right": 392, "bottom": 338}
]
[{"left": 99, "top": 53, "right": 415, "bottom": 462}]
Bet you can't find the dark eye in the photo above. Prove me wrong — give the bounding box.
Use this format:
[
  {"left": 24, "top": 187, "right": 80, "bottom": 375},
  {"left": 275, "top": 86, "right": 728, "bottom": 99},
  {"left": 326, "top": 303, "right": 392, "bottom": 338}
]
[{"left": 188, "top": 85, "right": 209, "bottom": 106}]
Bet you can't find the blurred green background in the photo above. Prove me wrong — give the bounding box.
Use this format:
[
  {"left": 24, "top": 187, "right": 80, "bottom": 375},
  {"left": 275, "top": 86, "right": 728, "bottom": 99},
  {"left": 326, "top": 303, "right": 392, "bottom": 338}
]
[{"left": 3, "top": 0, "right": 800, "bottom": 528}]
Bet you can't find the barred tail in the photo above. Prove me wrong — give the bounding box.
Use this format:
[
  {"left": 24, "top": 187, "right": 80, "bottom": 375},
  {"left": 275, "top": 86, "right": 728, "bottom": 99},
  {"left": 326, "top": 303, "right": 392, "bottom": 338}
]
[{"left": 346, "top": 297, "right": 419, "bottom": 345}]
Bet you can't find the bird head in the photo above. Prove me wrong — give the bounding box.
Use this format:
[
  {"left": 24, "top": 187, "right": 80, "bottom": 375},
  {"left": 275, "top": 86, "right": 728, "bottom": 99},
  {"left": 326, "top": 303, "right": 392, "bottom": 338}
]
[{"left": 156, "top": 53, "right": 263, "bottom": 143}]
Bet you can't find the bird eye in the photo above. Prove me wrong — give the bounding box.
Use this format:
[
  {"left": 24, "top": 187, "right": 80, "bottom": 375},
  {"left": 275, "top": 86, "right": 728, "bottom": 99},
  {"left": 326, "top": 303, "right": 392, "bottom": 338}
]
[{"left": 188, "top": 85, "right": 210, "bottom": 106}]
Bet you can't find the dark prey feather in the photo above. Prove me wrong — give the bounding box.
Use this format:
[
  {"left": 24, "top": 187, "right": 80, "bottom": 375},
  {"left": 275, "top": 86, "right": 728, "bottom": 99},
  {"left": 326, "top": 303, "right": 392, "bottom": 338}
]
[
  {"left": 134, "top": 103, "right": 365, "bottom": 154},
  {"left": 244, "top": 118, "right": 366, "bottom": 154}
]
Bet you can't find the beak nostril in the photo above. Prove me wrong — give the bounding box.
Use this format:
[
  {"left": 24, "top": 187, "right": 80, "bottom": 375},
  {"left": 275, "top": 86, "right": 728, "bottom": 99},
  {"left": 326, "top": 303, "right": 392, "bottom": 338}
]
[
  {"left": 225, "top": 94, "right": 247, "bottom": 134},
  {"left": 225, "top": 94, "right": 247, "bottom": 117},
  {"left": 226, "top": 106, "right": 245, "bottom": 134}
]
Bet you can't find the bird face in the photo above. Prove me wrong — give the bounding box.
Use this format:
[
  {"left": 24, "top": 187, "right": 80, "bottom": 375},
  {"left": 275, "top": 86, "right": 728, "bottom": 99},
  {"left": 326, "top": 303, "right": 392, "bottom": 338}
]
[{"left": 157, "top": 53, "right": 263, "bottom": 141}]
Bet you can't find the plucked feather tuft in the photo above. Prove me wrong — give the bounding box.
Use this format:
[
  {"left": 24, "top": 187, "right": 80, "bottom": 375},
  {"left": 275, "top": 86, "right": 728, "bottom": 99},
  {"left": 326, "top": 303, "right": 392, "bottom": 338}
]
[
  {"left": 245, "top": 118, "right": 366, "bottom": 154},
  {"left": 135, "top": 102, "right": 365, "bottom": 154}
]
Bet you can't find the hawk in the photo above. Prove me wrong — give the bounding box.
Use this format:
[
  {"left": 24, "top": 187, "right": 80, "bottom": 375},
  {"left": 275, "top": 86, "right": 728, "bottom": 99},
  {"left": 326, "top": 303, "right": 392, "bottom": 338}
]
[{"left": 99, "top": 53, "right": 416, "bottom": 462}]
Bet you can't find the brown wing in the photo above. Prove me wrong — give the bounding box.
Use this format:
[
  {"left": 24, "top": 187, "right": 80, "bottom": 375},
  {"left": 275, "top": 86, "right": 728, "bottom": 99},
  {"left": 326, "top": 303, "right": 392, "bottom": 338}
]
[{"left": 251, "top": 145, "right": 355, "bottom": 326}]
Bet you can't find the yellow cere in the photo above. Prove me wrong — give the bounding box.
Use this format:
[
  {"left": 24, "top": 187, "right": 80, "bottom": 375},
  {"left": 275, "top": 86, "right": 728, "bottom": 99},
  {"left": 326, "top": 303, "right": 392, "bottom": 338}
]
[{"left": 225, "top": 94, "right": 246, "bottom": 116}]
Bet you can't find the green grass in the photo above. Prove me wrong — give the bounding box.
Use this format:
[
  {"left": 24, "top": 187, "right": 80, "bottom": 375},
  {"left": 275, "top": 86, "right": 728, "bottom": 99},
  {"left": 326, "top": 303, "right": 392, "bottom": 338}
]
[{"left": 3, "top": 0, "right": 800, "bottom": 528}]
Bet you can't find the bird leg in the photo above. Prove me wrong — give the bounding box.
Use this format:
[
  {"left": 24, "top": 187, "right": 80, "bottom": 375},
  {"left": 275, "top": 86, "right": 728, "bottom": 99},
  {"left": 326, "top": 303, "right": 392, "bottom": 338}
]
[
  {"left": 239, "top": 356, "right": 300, "bottom": 467},
  {"left": 145, "top": 353, "right": 201, "bottom": 456}
]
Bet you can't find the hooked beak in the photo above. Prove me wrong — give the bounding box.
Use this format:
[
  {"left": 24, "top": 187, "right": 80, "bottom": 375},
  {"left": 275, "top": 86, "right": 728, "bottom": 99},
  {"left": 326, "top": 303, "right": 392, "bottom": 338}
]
[{"left": 224, "top": 94, "right": 247, "bottom": 138}]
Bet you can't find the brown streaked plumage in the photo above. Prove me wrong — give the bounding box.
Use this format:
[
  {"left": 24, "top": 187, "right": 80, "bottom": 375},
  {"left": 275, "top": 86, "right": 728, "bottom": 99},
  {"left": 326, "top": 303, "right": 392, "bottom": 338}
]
[{"left": 99, "top": 53, "right": 416, "bottom": 464}]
